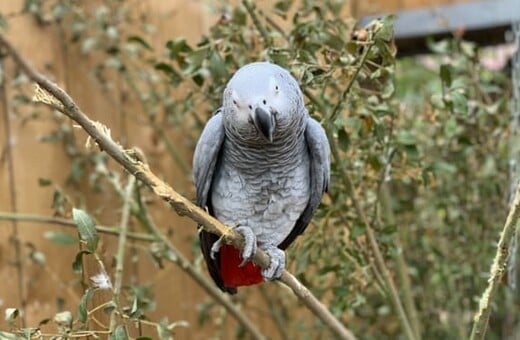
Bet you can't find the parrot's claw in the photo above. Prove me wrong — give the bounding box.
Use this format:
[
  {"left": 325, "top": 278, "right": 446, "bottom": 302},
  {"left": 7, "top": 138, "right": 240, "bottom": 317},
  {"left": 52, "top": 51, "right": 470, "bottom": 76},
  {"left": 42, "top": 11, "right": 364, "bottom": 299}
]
[
  {"left": 210, "top": 236, "right": 224, "bottom": 260},
  {"left": 235, "top": 226, "right": 257, "bottom": 267},
  {"left": 261, "top": 245, "right": 285, "bottom": 281}
]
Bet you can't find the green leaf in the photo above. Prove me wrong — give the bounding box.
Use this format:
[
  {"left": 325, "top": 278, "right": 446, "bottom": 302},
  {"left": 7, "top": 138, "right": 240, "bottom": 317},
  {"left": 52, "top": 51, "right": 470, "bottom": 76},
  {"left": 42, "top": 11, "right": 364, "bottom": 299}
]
[
  {"left": 232, "top": 5, "right": 247, "bottom": 26},
  {"left": 431, "top": 161, "right": 457, "bottom": 174},
  {"left": 439, "top": 64, "right": 452, "bottom": 87},
  {"left": 72, "top": 208, "right": 98, "bottom": 253},
  {"left": 274, "top": 0, "right": 293, "bottom": 17},
  {"left": 376, "top": 15, "right": 395, "bottom": 42},
  {"left": 127, "top": 35, "right": 152, "bottom": 51},
  {"left": 77, "top": 288, "right": 95, "bottom": 324},
  {"left": 81, "top": 37, "right": 98, "bottom": 54},
  {"left": 0, "top": 14, "right": 8, "bottom": 29},
  {"left": 72, "top": 250, "right": 91, "bottom": 273},
  {"left": 110, "top": 325, "right": 129, "bottom": 340},
  {"left": 165, "top": 38, "right": 192, "bottom": 61},
  {"left": 337, "top": 129, "right": 350, "bottom": 151},
  {"left": 44, "top": 231, "right": 78, "bottom": 246},
  {"left": 396, "top": 130, "right": 416, "bottom": 146},
  {"left": 184, "top": 47, "right": 209, "bottom": 75},
  {"left": 37, "top": 178, "right": 52, "bottom": 186},
  {"left": 155, "top": 63, "right": 182, "bottom": 86},
  {"left": 451, "top": 90, "right": 468, "bottom": 114},
  {"left": 350, "top": 224, "right": 364, "bottom": 239},
  {"left": 444, "top": 117, "right": 458, "bottom": 138}
]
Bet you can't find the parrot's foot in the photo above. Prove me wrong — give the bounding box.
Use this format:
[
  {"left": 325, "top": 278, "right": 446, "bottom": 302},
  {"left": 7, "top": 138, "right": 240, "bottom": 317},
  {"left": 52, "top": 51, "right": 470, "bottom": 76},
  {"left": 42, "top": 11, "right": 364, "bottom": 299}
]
[
  {"left": 209, "top": 225, "right": 257, "bottom": 267},
  {"left": 235, "top": 226, "right": 257, "bottom": 267},
  {"left": 261, "top": 244, "right": 285, "bottom": 281}
]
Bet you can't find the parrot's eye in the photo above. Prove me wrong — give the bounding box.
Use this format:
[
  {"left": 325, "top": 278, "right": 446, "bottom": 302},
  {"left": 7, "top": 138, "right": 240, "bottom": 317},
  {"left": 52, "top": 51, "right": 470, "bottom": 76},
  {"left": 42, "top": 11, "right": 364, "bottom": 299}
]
[
  {"left": 248, "top": 105, "right": 252, "bottom": 110},
  {"left": 275, "top": 85, "right": 279, "bottom": 91},
  {"left": 263, "top": 99, "right": 267, "bottom": 105},
  {"left": 233, "top": 100, "right": 237, "bottom": 106}
]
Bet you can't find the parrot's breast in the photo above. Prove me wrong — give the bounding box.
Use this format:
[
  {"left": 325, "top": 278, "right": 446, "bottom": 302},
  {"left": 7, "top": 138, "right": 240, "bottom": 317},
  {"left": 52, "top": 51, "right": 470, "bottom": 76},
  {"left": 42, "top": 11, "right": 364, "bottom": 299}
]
[{"left": 211, "top": 138, "right": 310, "bottom": 247}]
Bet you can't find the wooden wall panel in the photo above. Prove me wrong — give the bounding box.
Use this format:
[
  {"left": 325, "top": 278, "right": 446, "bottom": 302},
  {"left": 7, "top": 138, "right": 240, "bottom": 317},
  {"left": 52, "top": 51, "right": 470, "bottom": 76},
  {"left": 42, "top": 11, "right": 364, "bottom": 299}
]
[{"left": 0, "top": 0, "right": 476, "bottom": 338}]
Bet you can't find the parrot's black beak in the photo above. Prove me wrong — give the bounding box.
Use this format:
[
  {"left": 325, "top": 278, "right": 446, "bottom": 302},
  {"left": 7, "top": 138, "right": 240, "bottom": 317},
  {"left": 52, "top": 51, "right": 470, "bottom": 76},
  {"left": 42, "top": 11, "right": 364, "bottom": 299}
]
[{"left": 253, "top": 107, "right": 276, "bottom": 143}]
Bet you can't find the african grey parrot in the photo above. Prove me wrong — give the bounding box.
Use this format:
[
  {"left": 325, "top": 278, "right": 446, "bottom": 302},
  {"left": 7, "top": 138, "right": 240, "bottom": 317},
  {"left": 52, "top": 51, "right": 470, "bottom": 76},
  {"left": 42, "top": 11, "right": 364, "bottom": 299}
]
[{"left": 193, "top": 62, "right": 330, "bottom": 294}]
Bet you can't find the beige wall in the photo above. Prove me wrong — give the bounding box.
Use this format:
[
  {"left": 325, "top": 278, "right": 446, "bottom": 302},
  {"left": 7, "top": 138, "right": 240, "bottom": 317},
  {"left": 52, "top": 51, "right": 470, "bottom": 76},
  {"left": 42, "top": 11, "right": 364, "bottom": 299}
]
[{"left": 0, "top": 0, "right": 473, "bottom": 338}]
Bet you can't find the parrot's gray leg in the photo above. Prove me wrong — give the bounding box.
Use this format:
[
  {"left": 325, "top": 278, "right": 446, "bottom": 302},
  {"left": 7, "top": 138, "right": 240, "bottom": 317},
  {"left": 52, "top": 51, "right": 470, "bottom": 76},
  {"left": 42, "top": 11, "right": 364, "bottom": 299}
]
[
  {"left": 261, "top": 244, "right": 285, "bottom": 280},
  {"left": 235, "top": 226, "right": 257, "bottom": 267}
]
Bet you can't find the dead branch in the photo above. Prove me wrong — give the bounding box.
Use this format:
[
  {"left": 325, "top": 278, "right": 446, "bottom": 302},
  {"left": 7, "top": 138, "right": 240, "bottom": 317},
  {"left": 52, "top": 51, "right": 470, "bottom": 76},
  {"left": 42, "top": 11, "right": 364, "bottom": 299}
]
[{"left": 0, "top": 33, "right": 356, "bottom": 340}]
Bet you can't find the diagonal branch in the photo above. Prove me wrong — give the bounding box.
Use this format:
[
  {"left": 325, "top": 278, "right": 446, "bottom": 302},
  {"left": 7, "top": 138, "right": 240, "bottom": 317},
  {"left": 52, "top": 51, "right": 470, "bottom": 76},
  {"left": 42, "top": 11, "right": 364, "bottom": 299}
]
[
  {"left": 0, "top": 34, "right": 357, "bottom": 340},
  {"left": 470, "top": 183, "right": 520, "bottom": 340}
]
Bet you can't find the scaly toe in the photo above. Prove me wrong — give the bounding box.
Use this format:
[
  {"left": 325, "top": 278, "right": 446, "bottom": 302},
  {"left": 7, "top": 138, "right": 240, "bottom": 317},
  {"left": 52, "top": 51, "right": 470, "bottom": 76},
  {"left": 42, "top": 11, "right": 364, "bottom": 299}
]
[
  {"left": 235, "top": 226, "right": 257, "bottom": 267},
  {"left": 210, "top": 236, "right": 225, "bottom": 260},
  {"left": 261, "top": 245, "right": 285, "bottom": 281}
]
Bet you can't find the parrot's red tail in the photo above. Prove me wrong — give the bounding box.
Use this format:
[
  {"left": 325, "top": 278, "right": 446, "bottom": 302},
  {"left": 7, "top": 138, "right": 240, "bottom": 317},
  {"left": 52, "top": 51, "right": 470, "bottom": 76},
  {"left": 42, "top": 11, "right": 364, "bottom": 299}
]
[{"left": 220, "top": 244, "right": 263, "bottom": 288}]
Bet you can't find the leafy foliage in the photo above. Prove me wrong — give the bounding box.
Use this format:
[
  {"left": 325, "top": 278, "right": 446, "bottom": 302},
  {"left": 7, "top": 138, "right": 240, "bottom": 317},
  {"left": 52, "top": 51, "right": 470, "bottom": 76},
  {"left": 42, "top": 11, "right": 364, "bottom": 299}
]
[{"left": 0, "top": 0, "right": 515, "bottom": 339}]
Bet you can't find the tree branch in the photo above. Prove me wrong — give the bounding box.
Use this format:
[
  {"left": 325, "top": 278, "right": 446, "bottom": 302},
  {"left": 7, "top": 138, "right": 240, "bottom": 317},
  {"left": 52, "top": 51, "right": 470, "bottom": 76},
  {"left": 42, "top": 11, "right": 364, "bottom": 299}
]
[
  {"left": 0, "top": 34, "right": 356, "bottom": 340},
  {"left": 110, "top": 176, "right": 135, "bottom": 332},
  {"left": 0, "top": 212, "right": 267, "bottom": 340},
  {"left": 0, "top": 212, "right": 157, "bottom": 241},
  {"left": 470, "top": 183, "right": 520, "bottom": 340},
  {"left": 0, "top": 57, "right": 26, "bottom": 327}
]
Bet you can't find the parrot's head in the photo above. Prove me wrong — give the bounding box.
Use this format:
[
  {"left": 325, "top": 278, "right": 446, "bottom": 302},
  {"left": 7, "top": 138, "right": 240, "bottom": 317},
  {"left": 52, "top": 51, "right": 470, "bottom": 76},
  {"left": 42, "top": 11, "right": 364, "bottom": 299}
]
[{"left": 223, "top": 62, "right": 305, "bottom": 143}]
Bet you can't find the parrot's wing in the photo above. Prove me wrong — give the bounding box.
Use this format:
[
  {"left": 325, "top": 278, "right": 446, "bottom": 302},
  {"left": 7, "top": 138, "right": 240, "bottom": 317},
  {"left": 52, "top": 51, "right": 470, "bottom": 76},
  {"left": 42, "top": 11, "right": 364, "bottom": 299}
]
[
  {"left": 193, "top": 109, "right": 236, "bottom": 294},
  {"left": 279, "top": 117, "right": 330, "bottom": 250},
  {"left": 193, "top": 109, "right": 225, "bottom": 208}
]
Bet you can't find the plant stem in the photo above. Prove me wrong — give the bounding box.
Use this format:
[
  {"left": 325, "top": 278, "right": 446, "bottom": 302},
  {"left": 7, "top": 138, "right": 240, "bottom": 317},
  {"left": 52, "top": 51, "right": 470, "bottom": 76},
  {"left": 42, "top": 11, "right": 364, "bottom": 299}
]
[
  {"left": 329, "top": 40, "right": 375, "bottom": 122},
  {"left": 326, "top": 128, "right": 416, "bottom": 340},
  {"left": 0, "top": 32, "right": 356, "bottom": 340},
  {"left": 380, "top": 184, "right": 422, "bottom": 340},
  {"left": 259, "top": 285, "right": 290, "bottom": 339},
  {"left": 470, "top": 183, "right": 520, "bottom": 340},
  {"left": 133, "top": 186, "right": 267, "bottom": 340},
  {"left": 0, "top": 212, "right": 156, "bottom": 241},
  {"left": 0, "top": 58, "right": 26, "bottom": 327},
  {"left": 242, "top": 0, "right": 270, "bottom": 43},
  {"left": 109, "top": 176, "right": 135, "bottom": 332}
]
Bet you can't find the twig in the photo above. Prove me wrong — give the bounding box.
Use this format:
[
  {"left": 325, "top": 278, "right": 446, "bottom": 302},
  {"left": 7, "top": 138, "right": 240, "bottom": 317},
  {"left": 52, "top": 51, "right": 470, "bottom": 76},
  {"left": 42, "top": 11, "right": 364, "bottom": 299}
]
[
  {"left": 0, "top": 212, "right": 156, "bottom": 241},
  {"left": 380, "top": 184, "right": 422, "bottom": 339},
  {"left": 0, "top": 210, "right": 266, "bottom": 340},
  {"left": 0, "top": 58, "right": 26, "bottom": 327},
  {"left": 120, "top": 70, "right": 191, "bottom": 175},
  {"left": 109, "top": 176, "right": 135, "bottom": 332},
  {"left": 470, "top": 183, "right": 520, "bottom": 340},
  {"left": 133, "top": 185, "right": 266, "bottom": 340},
  {"left": 259, "top": 286, "right": 290, "bottom": 339},
  {"left": 328, "top": 40, "right": 375, "bottom": 122},
  {"left": 326, "top": 128, "right": 416, "bottom": 340},
  {"left": 301, "top": 34, "right": 413, "bottom": 337},
  {"left": 242, "top": 0, "right": 270, "bottom": 43},
  {"left": 0, "top": 33, "right": 356, "bottom": 340}
]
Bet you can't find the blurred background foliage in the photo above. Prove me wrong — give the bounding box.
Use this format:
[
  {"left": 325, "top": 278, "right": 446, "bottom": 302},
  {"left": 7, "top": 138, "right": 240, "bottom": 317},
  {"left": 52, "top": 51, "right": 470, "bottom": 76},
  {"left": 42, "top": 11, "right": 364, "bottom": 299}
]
[{"left": 0, "top": 0, "right": 517, "bottom": 339}]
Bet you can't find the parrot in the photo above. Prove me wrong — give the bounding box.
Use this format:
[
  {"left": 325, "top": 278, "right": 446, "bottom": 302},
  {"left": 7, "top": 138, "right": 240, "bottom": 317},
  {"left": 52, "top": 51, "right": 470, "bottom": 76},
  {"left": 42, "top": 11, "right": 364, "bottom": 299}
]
[{"left": 193, "top": 62, "right": 330, "bottom": 294}]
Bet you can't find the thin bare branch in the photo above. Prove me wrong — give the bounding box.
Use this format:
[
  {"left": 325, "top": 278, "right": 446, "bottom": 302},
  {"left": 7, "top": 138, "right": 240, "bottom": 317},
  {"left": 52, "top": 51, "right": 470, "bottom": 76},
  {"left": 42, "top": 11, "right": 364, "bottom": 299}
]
[
  {"left": 0, "top": 58, "right": 26, "bottom": 327},
  {"left": 0, "top": 212, "right": 156, "bottom": 241},
  {"left": 110, "top": 176, "right": 135, "bottom": 332},
  {"left": 470, "top": 183, "right": 520, "bottom": 340},
  {"left": 0, "top": 34, "right": 356, "bottom": 340}
]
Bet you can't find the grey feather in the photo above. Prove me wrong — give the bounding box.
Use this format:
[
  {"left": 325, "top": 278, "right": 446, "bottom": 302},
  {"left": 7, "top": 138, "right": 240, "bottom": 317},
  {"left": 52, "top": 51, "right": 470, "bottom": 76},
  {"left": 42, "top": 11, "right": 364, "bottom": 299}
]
[
  {"left": 192, "top": 109, "right": 225, "bottom": 208},
  {"left": 193, "top": 62, "right": 331, "bottom": 293},
  {"left": 279, "top": 117, "right": 330, "bottom": 249}
]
